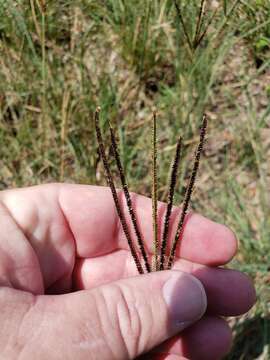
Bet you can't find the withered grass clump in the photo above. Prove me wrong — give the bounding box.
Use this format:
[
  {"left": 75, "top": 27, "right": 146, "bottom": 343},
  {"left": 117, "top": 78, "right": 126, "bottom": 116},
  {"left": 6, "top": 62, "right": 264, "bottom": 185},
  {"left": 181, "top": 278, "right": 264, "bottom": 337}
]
[{"left": 95, "top": 108, "right": 207, "bottom": 273}]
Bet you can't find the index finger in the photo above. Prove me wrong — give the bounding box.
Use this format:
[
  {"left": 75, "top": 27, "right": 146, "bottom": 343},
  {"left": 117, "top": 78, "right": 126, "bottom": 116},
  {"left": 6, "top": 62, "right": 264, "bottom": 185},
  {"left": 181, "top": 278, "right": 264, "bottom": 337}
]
[{"left": 59, "top": 185, "right": 237, "bottom": 266}]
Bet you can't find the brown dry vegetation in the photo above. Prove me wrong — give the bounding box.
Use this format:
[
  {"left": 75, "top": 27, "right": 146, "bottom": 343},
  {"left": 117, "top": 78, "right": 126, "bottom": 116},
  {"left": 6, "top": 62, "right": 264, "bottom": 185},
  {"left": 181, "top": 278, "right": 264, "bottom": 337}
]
[{"left": 0, "top": 1, "right": 269, "bottom": 358}]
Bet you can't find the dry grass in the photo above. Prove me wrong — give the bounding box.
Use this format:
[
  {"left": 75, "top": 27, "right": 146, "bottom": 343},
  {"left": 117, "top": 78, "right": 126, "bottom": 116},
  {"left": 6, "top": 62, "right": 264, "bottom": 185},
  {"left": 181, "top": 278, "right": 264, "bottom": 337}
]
[{"left": 0, "top": 0, "right": 269, "bottom": 358}]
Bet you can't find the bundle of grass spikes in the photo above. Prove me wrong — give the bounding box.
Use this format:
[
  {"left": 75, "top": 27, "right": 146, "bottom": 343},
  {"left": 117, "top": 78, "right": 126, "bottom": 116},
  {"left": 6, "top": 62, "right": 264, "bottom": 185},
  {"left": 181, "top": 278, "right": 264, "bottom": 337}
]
[{"left": 95, "top": 107, "right": 207, "bottom": 274}]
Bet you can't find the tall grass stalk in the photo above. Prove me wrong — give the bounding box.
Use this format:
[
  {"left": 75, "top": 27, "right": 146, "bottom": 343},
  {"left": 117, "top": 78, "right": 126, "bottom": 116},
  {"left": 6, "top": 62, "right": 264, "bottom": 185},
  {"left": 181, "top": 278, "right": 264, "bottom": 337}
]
[
  {"left": 30, "top": 0, "right": 41, "bottom": 40},
  {"left": 159, "top": 135, "right": 182, "bottom": 271},
  {"left": 109, "top": 122, "right": 151, "bottom": 273},
  {"left": 95, "top": 108, "right": 144, "bottom": 274},
  {"left": 60, "top": 89, "right": 70, "bottom": 181},
  {"left": 151, "top": 111, "right": 159, "bottom": 271},
  {"left": 167, "top": 115, "right": 207, "bottom": 269},
  {"left": 194, "top": 0, "right": 206, "bottom": 48}
]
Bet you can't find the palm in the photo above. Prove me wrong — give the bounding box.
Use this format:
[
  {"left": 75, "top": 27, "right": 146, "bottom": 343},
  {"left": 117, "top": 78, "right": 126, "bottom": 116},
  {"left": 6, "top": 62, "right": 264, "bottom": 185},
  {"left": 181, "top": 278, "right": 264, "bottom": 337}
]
[{"left": 0, "top": 184, "right": 255, "bottom": 359}]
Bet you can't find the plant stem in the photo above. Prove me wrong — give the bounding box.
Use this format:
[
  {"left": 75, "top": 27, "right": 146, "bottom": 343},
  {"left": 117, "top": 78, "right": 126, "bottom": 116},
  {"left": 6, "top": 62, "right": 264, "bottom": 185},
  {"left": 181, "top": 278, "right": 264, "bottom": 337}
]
[
  {"left": 40, "top": 2, "right": 48, "bottom": 150},
  {"left": 173, "top": 0, "right": 193, "bottom": 52},
  {"left": 152, "top": 111, "right": 159, "bottom": 271},
  {"left": 196, "top": 8, "right": 218, "bottom": 48},
  {"left": 194, "top": 0, "right": 206, "bottom": 48},
  {"left": 30, "top": 0, "right": 41, "bottom": 40},
  {"left": 60, "top": 88, "right": 70, "bottom": 181},
  {"left": 159, "top": 135, "right": 182, "bottom": 270},
  {"left": 109, "top": 122, "right": 151, "bottom": 273},
  {"left": 167, "top": 115, "right": 207, "bottom": 269},
  {"left": 95, "top": 109, "right": 144, "bottom": 274}
]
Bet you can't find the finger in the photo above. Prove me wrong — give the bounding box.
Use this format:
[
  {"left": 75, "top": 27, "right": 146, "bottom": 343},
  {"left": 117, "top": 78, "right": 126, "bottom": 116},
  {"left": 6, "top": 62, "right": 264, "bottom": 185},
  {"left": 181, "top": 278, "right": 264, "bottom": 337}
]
[
  {"left": 74, "top": 255, "right": 256, "bottom": 316},
  {"left": 1, "top": 183, "right": 237, "bottom": 290},
  {"left": 0, "top": 202, "right": 43, "bottom": 295},
  {"left": 66, "top": 270, "right": 206, "bottom": 358},
  {"left": 0, "top": 271, "right": 206, "bottom": 359},
  {"left": 182, "top": 316, "right": 232, "bottom": 359},
  {"left": 153, "top": 316, "right": 232, "bottom": 360},
  {"left": 179, "top": 262, "right": 256, "bottom": 316},
  {"left": 0, "top": 184, "right": 75, "bottom": 291},
  {"left": 58, "top": 184, "right": 237, "bottom": 265},
  {"left": 139, "top": 354, "right": 187, "bottom": 360}
]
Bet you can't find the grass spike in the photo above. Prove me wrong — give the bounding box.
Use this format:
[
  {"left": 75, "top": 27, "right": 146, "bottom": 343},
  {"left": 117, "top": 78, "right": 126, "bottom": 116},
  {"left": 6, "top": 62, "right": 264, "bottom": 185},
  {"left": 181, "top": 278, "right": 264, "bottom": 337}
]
[
  {"left": 109, "top": 122, "right": 151, "bottom": 273},
  {"left": 94, "top": 108, "right": 144, "bottom": 274},
  {"left": 195, "top": 7, "right": 218, "bottom": 48},
  {"left": 167, "top": 115, "right": 208, "bottom": 269},
  {"left": 173, "top": 0, "right": 193, "bottom": 51},
  {"left": 159, "top": 135, "right": 182, "bottom": 271},
  {"left": 152, "top": 111, "right": 159, "bottom": 271},
  {"left": 194, "top": 0, "right": 206, "bottom": 48}
]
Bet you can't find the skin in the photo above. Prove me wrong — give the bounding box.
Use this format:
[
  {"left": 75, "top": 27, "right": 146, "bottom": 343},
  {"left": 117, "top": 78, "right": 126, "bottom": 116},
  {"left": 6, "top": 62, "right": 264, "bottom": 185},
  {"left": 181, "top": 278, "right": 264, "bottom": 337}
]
[{"left": 0, "top": 184, "right": 256, "bottom": 359}]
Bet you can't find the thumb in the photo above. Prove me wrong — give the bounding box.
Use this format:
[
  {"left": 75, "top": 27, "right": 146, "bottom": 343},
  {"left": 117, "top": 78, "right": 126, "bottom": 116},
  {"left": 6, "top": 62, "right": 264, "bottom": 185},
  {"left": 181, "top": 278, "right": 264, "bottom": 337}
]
[
  {"left": 63, "top": 270, "right": 207, "bottom": 359},
  {"left": 0, "top": 271, "right": 206, "bottom": 359}
]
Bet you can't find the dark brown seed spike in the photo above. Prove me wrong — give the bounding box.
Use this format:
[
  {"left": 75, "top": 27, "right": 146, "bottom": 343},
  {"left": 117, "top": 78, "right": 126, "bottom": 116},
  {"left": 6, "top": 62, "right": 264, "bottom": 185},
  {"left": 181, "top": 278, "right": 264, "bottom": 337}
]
[
  {"left": 152, "top": 111, "right": 159, "bottom": 271},
  {"left": 167, "top": 115, "right": 207, "bottom": 269},
  {"left": 159, "top": 135, "right": 182, "bottom": 271},
  {"left": 94, "top": 109, "right": 144, "bottom": 274},
  {"left": 109, "top": 122, "right": 151, "bottom": 273}
]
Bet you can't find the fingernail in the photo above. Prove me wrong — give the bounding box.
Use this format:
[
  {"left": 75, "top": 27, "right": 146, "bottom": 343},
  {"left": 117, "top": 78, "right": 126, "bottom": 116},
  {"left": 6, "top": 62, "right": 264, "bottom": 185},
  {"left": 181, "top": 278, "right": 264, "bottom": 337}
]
[{"left": 163, "top": 272, "right": 207, "bottom": 332}]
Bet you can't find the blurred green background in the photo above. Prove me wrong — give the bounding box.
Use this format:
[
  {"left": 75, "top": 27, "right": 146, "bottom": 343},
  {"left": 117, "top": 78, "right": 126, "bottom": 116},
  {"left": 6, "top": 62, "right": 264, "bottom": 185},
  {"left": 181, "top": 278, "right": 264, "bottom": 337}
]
[{"left": 0, "top": 0, "right": 269, "bottom": 358}]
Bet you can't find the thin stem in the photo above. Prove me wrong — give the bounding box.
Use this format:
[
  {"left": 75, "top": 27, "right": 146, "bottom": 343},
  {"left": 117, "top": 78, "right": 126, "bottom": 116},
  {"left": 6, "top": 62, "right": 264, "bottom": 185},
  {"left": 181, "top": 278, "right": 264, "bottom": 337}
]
[
  {"left": 152, "top": 112, "right": 159, "bottom": 271},
  {"left": 30, "top": 0, "right": 41, "bottom": 40},
  {"left": 38, "top": 0, "right": 46, "bottom": 13},
  {"left": 159, "top": 135, "right": 182, "bottom": 271},
  {"left": 173, "top": 0, "right": 193, "bottom": 52},
  {"left": 139, "top": 0, "right": 152, "bottom": 77},
  {"left": 95, "top": 108, "right": 144, "bottom": 274},
  {"left": 109, "top": 122, "right": 151, "bottom": 273},
  {"left": 195, "top": 8, "right": 218, "bottom": 49},
  {"left": 40, "top": 3, "right": 48, "bottom": 149},
  {"left": 194, "top": 0, "right": 206, "bottom": 48},
  {"left": 223, "top": 0, "right": 227, "bottom": 16},
  {"left": 167, "top": 115, "right": 207, "bottom": 269},
  {"left": 60, "top": 88, "right": 70, "bottom": 181},
  {"left": 214, "top": 0, "right": 239, "bottom": 42}
]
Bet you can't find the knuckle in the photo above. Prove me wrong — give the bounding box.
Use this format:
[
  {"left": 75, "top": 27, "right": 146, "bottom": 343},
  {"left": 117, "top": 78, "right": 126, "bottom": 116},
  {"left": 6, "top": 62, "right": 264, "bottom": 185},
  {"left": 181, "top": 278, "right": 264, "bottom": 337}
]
[
  {"left": 97, "top": 283, "right": 154, "bottom": 358},
  {"left": 115, "top": 284, "right": 142, "bottom": 357}
]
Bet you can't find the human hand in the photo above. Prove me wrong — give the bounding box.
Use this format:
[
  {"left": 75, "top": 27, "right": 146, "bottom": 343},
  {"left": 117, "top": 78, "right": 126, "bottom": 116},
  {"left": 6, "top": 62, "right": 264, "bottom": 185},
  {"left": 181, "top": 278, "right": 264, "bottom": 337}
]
[{"left": 0, "top": 184, "right": 255, "bottom": 359}]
